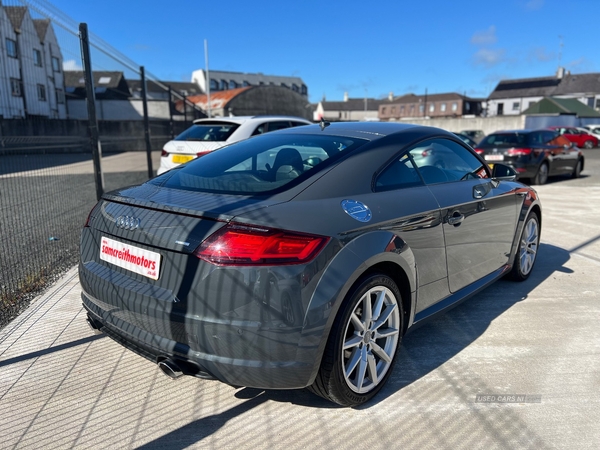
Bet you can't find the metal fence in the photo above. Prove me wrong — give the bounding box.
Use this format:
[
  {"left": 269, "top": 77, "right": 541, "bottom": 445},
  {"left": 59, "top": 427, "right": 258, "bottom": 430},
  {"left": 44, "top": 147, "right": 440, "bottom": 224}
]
[{"left": 0, "top": 0, "right": 205, "bottom": 328}]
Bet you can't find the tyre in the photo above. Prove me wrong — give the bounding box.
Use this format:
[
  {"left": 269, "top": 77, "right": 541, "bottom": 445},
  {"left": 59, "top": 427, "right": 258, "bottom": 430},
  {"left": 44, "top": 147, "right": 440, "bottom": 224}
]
[
  {"left": 532, "top": 162, "right": 548, "bottom": 185},
  {"left": 509, "top": 211, "right": 540, "bottom": 281},
  {"left": 572, "top": 159, "right": 583, "bottom": 178},
  {"left": 583, "top": 140, "right": 593, "bottom": 149},
  {"left": 308, "top": 273, "right": 403, "bottom": 407}
]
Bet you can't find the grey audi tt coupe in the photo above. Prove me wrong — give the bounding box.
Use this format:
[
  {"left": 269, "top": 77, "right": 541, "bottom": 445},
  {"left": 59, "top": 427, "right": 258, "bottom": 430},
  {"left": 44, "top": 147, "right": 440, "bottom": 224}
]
[{"left": 80, "top": 122, "right": 541, "bottom": 407}]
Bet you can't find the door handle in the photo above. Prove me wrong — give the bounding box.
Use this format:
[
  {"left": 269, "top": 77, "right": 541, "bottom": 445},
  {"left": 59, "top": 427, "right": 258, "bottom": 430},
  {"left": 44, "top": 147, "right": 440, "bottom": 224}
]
[{"left": 448, "top": 213, "right": 464, "bottom": 226}]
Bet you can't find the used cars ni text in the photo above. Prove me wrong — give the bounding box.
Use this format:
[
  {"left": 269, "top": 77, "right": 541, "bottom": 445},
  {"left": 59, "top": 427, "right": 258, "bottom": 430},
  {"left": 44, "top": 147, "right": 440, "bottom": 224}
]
[
  {"left": 80, "top": 122, "right": 541, "bottom": 406},
  {"left": 156, "top": 115, "right": 312, "bottom": 175},
  {"left": 475, "top": 129, "right": 584, "bottom": 185}
]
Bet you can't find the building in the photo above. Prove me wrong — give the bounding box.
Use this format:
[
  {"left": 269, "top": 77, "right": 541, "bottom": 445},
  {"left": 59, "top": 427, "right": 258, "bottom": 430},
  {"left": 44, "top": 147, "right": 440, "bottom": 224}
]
[
  {"left": 0, "top": 5, "right": 66, "bottom": 119},
  {"left": 191, "top": 69, "right": 308, "bottom": 98},
  {"left": 314, "top": 92, "right": 394, "bottom": 122},
  {"left": 379, "top": 93, "right": 483, "bottom": 121},
  {"left": 180, "top": 85, "right": 311, "bottom": 119},
  {"left": 487, "top": 68, "right": 600, "bottom": 116},
  {"left": 64, "top": 71, "right": 205, "bottom": 121}
]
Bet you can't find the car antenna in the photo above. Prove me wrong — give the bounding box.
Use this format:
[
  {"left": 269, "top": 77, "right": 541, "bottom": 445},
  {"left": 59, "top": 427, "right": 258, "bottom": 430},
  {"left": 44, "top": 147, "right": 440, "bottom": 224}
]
[{"left": 319, "top": 118, "right": 330, "bottom": 131}]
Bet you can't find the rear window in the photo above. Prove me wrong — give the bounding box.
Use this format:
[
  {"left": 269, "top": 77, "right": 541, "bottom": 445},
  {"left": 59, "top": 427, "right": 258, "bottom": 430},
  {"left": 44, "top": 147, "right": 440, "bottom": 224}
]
[
  {"left": 480, "top": 133, "right": 527, "bottom": 147},
  {"left": 152, "top": 133, "right": 366, "bottom": 195},
  {"left": 175, "top": 122, "right": 239, "bottom": 142}
]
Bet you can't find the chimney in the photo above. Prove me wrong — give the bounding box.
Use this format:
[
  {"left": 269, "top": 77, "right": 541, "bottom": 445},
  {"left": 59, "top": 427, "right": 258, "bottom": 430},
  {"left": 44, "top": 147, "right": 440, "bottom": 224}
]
[
  {"left": 343, "top": 91, "right": 349, "bottom": 102},
  {"left": 557, "top": 67, "right": 565, "bottom": 79},
  {"left": 388, "top": 92, "right": 394, "bottom": 101}
]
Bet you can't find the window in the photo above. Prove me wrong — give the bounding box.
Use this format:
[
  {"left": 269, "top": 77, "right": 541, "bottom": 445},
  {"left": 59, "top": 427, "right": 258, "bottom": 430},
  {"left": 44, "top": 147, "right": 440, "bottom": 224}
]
[
  {"left": 175, "top": 123, "right": 240, "bottom": 142},
  {"left": 587, "top": 97, "right": 594, "bottom": 108},
  {"left": 391, "top": 106, "right": 396, "bottom": 114},
  {"left": 10, "top": 78, "right": 21, "bottom": 96},
  {"left": 410, "top": 105, "right": 415, "bottom": 115},
  {"left": 209, "top": 79, "right": 218, "bottom": 90},
  {"left": 528, "top": 101, "right": 535, "bottom": 109},
  {"left": 301, "top": 85, "right": 307, "bottom": 95},
  {"left": 56, "top": 88, "right": 65, "bottom": 104},
  {"left": 52, "top": 56, "right": 60, "bottom": 72},
  {"left": 375, "top": 154, "right": 423, "bottom": 192},
  {"left": 512, "top": 102, "right": 520, "bottom": 111},
  {"left": 37, "top": 84, "right": 47, "bottom": 101},
  {"left": 400, "top": 105, "right": 405, "bottom": 115},
  {"left": 243, "top": 80, "right": 251, "bottom": 87},
  {"left": 33, "top": 49, "right": 42, "bottom": 66},
  {"left": 154, "top": 133, "right": 365, "bottom": 195},
  {"left": 292, "top": 84, "right": 299, "bottom": 92},
  {"left": 229, "top": 80, "right": 237, "bottom": 89},
  {"left": 419, "top": 104, "right": 424, "bottom": 113},
  {"left": 441, "top": 103, "right": 447, "bottom": 112},
  {"left": 429, "top": 104, "right": 435, "bottom": 113},
  {"left": 452, "top": 102, "right": 458, "bottom": 112},
  {"left": 409, "top": 138, "right": 488, "bottom": 184},
  {"left": 220, "top": 79, "right": 227, "bottom": 90},
  {"left": 6, "top": 39, "right": 17, "bottom": 58},
  {"left": 595, "top": 98, "right": 600, "bottom": 109},
  {"left": 497, "top": 103, "right": 504, "bottom": 115},
  {"left": 382, "top": 107, "right": 387, "bottom": 115}
]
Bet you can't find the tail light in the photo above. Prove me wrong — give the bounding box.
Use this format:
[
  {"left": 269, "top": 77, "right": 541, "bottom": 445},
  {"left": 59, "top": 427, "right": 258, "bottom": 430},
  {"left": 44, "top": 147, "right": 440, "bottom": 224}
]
[
  {"left": 421, "top": 149, "right": 432, "bottom": 157},
  {"left": 84, "top": 207, "right": 94, "bottom": 227},
  {"left": 474, "top": 148, "right": 484, "bottom": 154},
  {"left": 194, "top": 223, "right": 329, "bottom": 266},
  {"left": 196, "top": 151, "right": 211, "bottom": 158},
  {"left": 161, "top": 149, "right": 169, "bottom": 157},
  {"left": 507, "top": 148, "right": 532, "bottom": 156}
]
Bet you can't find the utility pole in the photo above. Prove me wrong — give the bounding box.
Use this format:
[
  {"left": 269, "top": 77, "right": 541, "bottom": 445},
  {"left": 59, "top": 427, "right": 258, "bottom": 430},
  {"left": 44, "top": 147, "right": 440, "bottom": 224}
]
[{"left": 205, "top": 39, "right": 211, "bottom": 118}]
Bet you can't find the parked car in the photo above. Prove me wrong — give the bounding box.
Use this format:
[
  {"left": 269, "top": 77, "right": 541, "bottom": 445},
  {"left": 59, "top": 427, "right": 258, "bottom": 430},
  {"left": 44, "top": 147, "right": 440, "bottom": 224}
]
[
  {"left": 81, "top": 122, "right": 541, "bottom": 407},
  {"left": 475, "top": 129, "right": 584, "bottom": 185},
  {"left": 156, "top": 116, "right": 312, "bottom": 175},
  {"left": 582, "top": 124, "right": 600, "bottom": 139},
  {"left": 548, "top": 126, "right": 598, "bottom": 149},
  {"left": 453, "top": 132, "right": 478, "bottom": 147}
]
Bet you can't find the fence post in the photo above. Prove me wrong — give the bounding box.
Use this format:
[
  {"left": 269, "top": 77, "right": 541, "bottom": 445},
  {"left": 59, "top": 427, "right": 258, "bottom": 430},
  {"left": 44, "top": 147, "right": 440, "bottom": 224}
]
[
  {"left": 168, "top": 85, "right": 174, "bottom": 139},
  {"left": 140, "top": 66, "right": 153, "bottom": 179},
  {"left": 79, "top": 22, "right": 104, "bottom": 201}
]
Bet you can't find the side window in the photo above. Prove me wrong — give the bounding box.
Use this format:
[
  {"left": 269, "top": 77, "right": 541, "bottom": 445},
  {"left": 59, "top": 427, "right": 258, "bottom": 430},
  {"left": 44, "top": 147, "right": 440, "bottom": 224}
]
[
  {"left": 375, "top": 154, "right": 423, "bottom": 192},
  {"left": 266, "top": 121, "right": 292, "bottom": 132},
  {"left": 251, "top": 123, "right": 267, "bottom": 136},
  {"left": 410, "top": 138, "right": 488, "bottom": 184}
]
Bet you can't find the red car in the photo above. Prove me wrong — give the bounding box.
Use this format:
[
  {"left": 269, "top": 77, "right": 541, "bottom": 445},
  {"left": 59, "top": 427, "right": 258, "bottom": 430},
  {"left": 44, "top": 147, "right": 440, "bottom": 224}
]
[{"left": 548, "top": 126, "right": 598, "bottom": 149}]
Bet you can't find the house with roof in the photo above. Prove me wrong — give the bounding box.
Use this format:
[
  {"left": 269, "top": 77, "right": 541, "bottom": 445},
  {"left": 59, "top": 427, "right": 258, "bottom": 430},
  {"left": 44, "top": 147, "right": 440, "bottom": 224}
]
[
  {"left": 191, "top": 69, "right": 308, "bottom": 98},
  {"left": 379, "top": 92, "right": 483, "bottom": 121},
  {"left": 313, "top": 92, "right": 394, "bottom": 122},
  {"left": 0, "top": 5, "right": 66, "bottom": 119},
  {"left": 487, "top": 68, "right": 600, "bottom": 116},
  {"left": 64, "top": 70, "right": 206, "bottom": 121}
]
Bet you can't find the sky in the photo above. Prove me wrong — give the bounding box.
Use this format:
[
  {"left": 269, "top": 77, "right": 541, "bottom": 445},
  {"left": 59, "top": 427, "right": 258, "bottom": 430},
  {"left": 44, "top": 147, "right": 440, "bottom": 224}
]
[{"left": 45, "top": 0, "right": 595, "bottom": 103}]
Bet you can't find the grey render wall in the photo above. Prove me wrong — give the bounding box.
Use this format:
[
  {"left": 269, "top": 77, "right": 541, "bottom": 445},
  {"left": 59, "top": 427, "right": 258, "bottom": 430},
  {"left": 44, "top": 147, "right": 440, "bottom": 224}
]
[
  {"left": 395, "top": 115, "right": 526, "bottom": 136},
  {"left": 66, "top": 99, "right": 173, "bottom": 120}
]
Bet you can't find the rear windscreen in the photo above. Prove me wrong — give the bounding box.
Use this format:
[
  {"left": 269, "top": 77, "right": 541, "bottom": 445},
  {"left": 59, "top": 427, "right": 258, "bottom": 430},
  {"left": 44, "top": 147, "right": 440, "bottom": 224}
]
[
  {"left": 175, "top": 123, "right": 240, "bottom": 142},
  {"left": 480, "top": 133, "right": 527, "bottom": 146},
  {"left": 152, "top": 133, "right": 366, "bottom": 195}
]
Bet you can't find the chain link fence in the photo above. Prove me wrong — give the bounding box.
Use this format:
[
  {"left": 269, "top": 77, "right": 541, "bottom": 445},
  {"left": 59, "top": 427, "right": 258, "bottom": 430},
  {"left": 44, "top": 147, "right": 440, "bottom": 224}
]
[{"left": 0, "top": 0, "right": 205, "bottom": 328}]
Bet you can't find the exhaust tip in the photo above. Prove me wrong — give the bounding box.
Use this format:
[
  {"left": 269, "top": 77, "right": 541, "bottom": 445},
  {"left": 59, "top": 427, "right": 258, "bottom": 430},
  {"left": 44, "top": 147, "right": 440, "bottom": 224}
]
[
  {"left": 86, "top": 317, "right": 103, "bottom": 335},
  {"left": 158, "top": 358, "right": 184, "bottom": 379}
]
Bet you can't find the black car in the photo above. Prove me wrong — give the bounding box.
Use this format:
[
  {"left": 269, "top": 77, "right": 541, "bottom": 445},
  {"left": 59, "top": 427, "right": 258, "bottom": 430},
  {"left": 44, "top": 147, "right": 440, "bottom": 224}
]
[
  {"left": 80, "top": 122, "right": 541, "bottom": 407},
  {"left": 475, "top": 129, "right": 584, "bottom": 185},
  {"left": 453, "top": 132, "right": 478, "bottom": 148}
]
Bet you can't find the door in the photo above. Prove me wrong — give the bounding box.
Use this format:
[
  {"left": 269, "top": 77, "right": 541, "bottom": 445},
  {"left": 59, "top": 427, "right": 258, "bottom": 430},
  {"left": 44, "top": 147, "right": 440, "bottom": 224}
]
[{"left": 409, "top": 138, "right": 518, "bottom": 293}]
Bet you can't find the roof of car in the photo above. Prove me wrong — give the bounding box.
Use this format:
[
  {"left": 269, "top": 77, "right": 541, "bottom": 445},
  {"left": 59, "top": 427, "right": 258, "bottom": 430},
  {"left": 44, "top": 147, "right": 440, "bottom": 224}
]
[{"left": 193, "top": 115, "right": 311, "bottom": 125}]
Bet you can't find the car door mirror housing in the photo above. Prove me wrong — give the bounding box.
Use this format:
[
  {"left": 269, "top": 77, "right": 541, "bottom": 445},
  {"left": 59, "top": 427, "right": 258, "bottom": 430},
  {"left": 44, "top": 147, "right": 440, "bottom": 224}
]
[{"left": 491, "top": 163, "right": 518, "bottom": 181}]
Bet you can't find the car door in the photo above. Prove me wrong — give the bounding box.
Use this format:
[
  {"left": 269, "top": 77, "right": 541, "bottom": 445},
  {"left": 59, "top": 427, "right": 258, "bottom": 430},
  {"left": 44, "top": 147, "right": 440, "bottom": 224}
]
[
  {"left": 545, "top": 130, "right": 579, "bottom": 174},
  {"left": 410, "top": 138, "right": 519, "bottom": 293}
]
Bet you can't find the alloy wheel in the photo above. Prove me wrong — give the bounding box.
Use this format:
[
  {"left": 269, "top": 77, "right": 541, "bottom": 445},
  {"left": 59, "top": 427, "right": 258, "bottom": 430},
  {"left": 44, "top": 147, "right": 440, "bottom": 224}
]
[
  {"left": 519, "top": 217, "right": 539, "bottom": 276},
  {"left": 341, "top": 286, "right": 400, "bottom": 394}
]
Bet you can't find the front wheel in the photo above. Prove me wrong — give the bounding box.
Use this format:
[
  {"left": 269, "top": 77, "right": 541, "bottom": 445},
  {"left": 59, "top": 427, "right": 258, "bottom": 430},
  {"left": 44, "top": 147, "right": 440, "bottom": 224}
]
[
  {"left": 509, "top": 211, "right": 540, "bottom": 281},
  {"left": 572, "top": 159, "right": 583, "bottom": 178},
  {"left": 532, "top": 162, "right": 548, "bottom": 185},
  {"left": 308, "top": 274, "right": 403, "bottom": 406},
  {"left": 583, "top": 140, "right": 594, "bottom": 149}
]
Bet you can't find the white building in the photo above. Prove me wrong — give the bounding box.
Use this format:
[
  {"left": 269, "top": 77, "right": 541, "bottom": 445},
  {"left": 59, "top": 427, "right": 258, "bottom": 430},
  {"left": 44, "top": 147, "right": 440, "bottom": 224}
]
[
  {"left": 487, "top": 68, "right": 600, "bottom": 117},
  {"left": 0, "top": 5, "right": 66, "bottom": 119}
]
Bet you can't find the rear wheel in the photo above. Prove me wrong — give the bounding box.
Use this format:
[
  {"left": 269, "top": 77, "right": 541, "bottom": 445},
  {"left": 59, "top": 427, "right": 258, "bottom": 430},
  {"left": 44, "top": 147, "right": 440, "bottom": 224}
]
[
  {"left": 532, "top": 162, "right": 548, "bottom": 185},
  {"left": 572, "top": 159, "right": 583, "bottom": 178},
  {"left": 509, "top": 211, "right": 540, "bottom": 281},
  {"left": 309, "top": 274, "right": 403, "bottom": 406},
  {"left": 583, "top": 140, "right": 594, "bottom": 149}
]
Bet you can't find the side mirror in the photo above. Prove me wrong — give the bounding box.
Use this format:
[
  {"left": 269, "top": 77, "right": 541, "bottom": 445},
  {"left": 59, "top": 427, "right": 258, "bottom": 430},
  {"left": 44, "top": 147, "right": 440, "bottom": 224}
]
[{"left": 491, "top": 163, "right": 518, "bottom": 181}]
